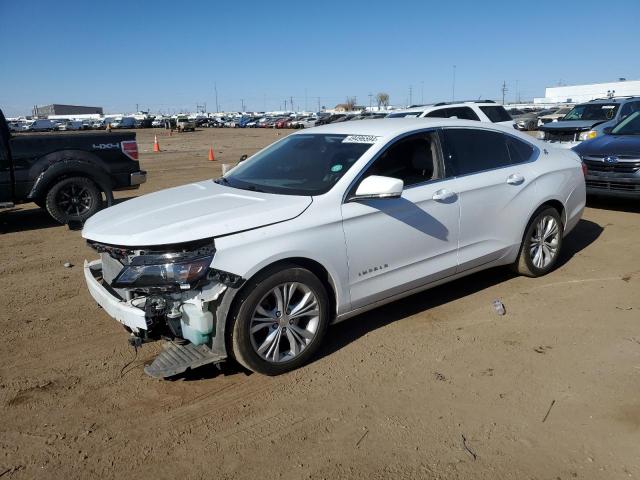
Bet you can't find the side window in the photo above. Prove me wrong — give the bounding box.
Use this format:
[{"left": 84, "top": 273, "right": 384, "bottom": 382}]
[
  {"left": 361, "top": 133, "right": 439, "bottom": 188},
  {"left": 479, "top": 106, "right": 513, "bottom": 123},
  {"left": 442, "top": 128, "right": 512, "bottom": 176},
  {"left": 446, "top": 107, "right": 480, "bottom": 121},
  {"left": 620, "top": 103, "right": 632, "bottom": 117},
  {"left": 505, "top": 136, "right": 535, "bottom": 164},
  {"left": 620, "top": 102, "right": 640, "bottom": 117},
  {"left": 425, "top": 108, "right": 449, "bottom": 118}
]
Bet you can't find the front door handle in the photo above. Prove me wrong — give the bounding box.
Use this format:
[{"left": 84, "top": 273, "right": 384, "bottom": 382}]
[
  {"left": 432, "top": 189, "right": 457, "bottom": 202},
  {"left": 506, "top": 173, "right": 525, "bottom": 185}
]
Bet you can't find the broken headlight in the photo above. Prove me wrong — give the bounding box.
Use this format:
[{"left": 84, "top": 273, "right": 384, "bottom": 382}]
[{"left": 112, "top": 254, "right": 213, "bottom": 290}]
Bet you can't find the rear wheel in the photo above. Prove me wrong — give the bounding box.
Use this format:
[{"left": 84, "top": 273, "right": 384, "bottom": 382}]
[
  {"left": 230, "top": 265, "right": 329, "bottom": 375},
  {"left": 514, "top": 207, "right": 563, "bottom": 277},
  {"left": 45, "top": 176, "right": 102, "bottom": 225}
]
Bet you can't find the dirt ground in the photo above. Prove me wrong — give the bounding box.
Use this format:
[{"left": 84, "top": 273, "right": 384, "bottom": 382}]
[{"left": 1, "top": 127, "right": 639, "bottom": 480}]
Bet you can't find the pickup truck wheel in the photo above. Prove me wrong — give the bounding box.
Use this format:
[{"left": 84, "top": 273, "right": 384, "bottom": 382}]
[
  {"left": 45, "top": 176, "right": 102, "bottom": 225},
  {"left": 513, "top": 207, "right": 564, "bottom": 277},
  {"left": 230, "top": 266, "right": 329, "bottom": 375}
]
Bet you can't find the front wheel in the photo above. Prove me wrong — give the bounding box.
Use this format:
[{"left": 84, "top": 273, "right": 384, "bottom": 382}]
[
  {"left": 230, "top": 266, "right": 330, "bottom": 375},
  {"left": 513, "top": 207, "right": 564, "bottom": 277},
  {"left": 45, "top": 176, "right": 103, "bottom": 225}
]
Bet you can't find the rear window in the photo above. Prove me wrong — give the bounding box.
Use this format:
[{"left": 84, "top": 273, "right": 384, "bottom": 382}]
[
  {"left": 506, "top": 136, "right": 535, "bottom": 163},
  {"left": 479, "top": 106, "right": 512, "bottom": 123}
]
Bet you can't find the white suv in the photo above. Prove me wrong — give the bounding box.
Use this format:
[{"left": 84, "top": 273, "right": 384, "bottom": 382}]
[
  {"left": 388, "top": 100, "right": 514, "bottom": 127},
  {"left": 82, "top": 118, "right": 585, "bottom": 378}
]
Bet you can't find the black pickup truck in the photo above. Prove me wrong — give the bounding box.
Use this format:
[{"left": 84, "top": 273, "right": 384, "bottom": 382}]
[{"left": 0, "top": 109, "right": 146, "bottom": 225}]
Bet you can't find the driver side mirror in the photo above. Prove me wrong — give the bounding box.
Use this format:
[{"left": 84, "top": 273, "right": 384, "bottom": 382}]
[
  {"left": 349, "top": 175, "right": 404, "bottom": 201},
  {"left": 239, "top": 154, "right": 248, "bottom": 162},
  {"left": 603, "top": 127, "right": 613, "bottom": 135}
]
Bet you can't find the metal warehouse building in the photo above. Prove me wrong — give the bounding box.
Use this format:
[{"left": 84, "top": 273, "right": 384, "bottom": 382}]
[
  {"left": 534, "top": 79, "right": 640, "bottom": 104},
  {"left": 33, "top": 104, "right": 104, "bottom": 117}
]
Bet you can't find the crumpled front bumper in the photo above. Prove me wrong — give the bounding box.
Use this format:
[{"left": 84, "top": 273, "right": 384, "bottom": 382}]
[{"left": 83, "top": 259, "right": 147, "bottom": 332}]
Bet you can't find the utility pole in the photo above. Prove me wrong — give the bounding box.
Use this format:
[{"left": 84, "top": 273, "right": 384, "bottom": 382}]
[
  {"left": 515, "top": 80, "right": 519, "bottom": 104},
  {"left": 317, "top": 97, "right": 321, "bottom": 112},
  {"left": 290, "top": 96, "right": 294, "bottom": 112},
  {"left": 136, "top": 103, "right": 139, "bottom": 112},
  {"left": 214, "top": 82, "right": 219, "bottom": 113},
  {"left": 409, "top": 85, "right": 412, "bottom": 107},
  {"left": 501, "top": 81, "right": 508, "bottom": 105},
  {"left": 284, "top": 99, "right": 287, "bottom": 111},
  {"left": 241, "top": 99, "right": 245, "bottom": 112},
  {"left": 452, "top": 65, "right": 456, "bottom": 102}
]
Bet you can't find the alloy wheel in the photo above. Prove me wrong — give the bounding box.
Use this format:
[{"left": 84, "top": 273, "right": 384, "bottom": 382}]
[
  {"left": 249, "top": 282, "right": 320, "bottom": 363},
  {"left": 529, "top": 215, "right": 560, "bottom": 269},
  {"left": 56, "top": 182, "right": 94, "bottom": 218}
]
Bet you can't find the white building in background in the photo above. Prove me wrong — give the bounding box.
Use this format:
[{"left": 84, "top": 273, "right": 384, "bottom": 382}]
[{"left": 534, "top": 79, "right": 640, "bottom": 104}]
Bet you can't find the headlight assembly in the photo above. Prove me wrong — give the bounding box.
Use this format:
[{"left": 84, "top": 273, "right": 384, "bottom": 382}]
[
  {"left": 112, "top": 255, "right": 213, "bottom": 290},
  {"left": 578, "top": 130, "right": 597, "bottom": 141}
]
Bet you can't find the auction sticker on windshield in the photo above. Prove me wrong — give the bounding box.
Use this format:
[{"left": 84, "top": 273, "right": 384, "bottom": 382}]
[{"left": 342, "top": 135, "right": 379, "bottom": 144}]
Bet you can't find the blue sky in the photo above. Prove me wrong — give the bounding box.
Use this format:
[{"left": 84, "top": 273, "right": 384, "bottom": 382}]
[{"left": 1, "top": 0, "right": 639, "bottom": 116}]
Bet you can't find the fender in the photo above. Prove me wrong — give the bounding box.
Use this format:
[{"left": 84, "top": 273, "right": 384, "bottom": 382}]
[{"left": 28, "top": 150, "right": 114, "bottom": 205}]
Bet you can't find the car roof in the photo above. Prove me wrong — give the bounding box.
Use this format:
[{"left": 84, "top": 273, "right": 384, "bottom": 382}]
[
  {"left": 391, "top": 101, "right": 501, "bottom": 114},
  {"left": 299, "top": 117, "right": 521, "bottom": 139},
  {"left": 584, "top": 97, "right": 640, "bottom": 105}
]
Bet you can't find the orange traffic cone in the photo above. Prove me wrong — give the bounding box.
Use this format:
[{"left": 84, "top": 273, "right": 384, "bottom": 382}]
[
  {"left": 208, "top": 146, "right": 215, "bottom": 161},
  {"left": 153, "top": 135, "right": 160, "bottom": 153}
]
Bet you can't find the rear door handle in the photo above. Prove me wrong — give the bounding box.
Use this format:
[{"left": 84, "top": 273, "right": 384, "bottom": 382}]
[
  {"left": 432, "top": 189, "right": 457, "bottom": 202},
  {"left": 506, "top": 173, "right": 525, "bottom": 185}
]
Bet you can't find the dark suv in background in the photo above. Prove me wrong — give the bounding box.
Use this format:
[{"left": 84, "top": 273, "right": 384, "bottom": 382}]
[
  {"left": 573, "top": 111, "right": 640, "bottom": 198},
  {"left": 538, "top": 97, "right": 640, "bottom": 147}
]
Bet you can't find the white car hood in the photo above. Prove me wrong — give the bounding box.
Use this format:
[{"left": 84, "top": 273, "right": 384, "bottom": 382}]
[{"left": 82, "top": 180, "right": 312, "bottom": 246}]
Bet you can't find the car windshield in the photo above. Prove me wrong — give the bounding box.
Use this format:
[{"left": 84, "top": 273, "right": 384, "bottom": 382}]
[
  {"left": 221, "top": 134, "right": 374, "bottom": 195},
  {"left": 563, "top": 103, "right": 619, "bottom": 121},
  {"left": 611, "top": 111, "right": 640, "bottom": 135}
]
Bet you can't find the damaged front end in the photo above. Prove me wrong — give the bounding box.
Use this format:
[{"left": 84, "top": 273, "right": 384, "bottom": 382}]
[{"left": 83, "top": 238, "right": 243, "bottom": 378}]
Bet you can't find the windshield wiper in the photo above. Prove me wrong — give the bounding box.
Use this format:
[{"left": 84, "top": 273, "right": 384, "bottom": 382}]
[
  {"left": 242, "top": 184, "right": 265, "bottom": 193},
  {"left": 214, "top": 177, "right": 229, "bottom": 185}
]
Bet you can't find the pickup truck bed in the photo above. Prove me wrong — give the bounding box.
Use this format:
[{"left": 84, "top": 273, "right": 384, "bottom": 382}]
[{"left": 1, "top": 109, "right": 146, "bottom": 225}]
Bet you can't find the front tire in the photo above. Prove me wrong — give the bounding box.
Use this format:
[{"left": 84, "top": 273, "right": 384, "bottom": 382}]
[
  {"left": 514, "top": 207, "right": 563, "bottom": 277},
  {"left": 230, "top": 265, "right": 330, "bottom": 375},
  {"left": 45, "top": 176, "right": 103, "bottom": 225}
]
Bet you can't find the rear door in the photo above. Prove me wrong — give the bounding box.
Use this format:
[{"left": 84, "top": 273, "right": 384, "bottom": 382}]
[{"left": 440, "top": 128, "right": 538, "bottom": 271}]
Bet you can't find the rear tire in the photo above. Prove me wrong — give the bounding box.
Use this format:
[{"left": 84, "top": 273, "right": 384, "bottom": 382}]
[
  {"left": 45, "top": 176, "right": 103, "bottom": 225},
  {"left": 230, "top": 265, "right": 330, "bottom": 375},
  {"left": 513, "top": 207, "right": 564, "bottom": 277}
]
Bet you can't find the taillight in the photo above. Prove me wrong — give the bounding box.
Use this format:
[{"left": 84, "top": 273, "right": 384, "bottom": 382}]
[
  {"left": 581, "top": 162, "right": 588, "bottom": 178},
  {"left": 121, "top": 140, "right": 138, "bottom": 160}
]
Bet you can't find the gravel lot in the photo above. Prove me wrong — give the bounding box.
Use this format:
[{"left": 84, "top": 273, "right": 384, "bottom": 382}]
[{"left": 1, "top": 127, "right": 639, "bottom": 479}]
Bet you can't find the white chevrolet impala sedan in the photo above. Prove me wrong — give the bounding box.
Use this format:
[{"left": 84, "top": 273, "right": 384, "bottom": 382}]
[{"left": 82, "top": 118, "right": 586, "bottom": 377}]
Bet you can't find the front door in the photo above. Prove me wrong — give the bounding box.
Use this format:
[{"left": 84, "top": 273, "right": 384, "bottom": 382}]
[{"left": 341, "top": 131, "right": 461, "bottom": 310}]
